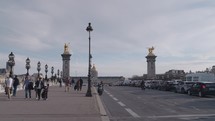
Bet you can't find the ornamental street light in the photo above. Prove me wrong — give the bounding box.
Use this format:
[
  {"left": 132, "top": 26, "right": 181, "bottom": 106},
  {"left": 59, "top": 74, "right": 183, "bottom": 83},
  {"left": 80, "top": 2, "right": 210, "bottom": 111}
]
[
  {"left": 51, "top": 66, "right": 54, "bottom": 81},
  {"left": 57, "top": 69, "right": 60, "bottom": 81},
  {"left": 57, "top": 69, "right": 60, "bottom": 78},
  {"left": 25, "top": 57, "right": 30, "bottom": 76},
  {"left": 45, "top": 64, "right": 48, "bottom": 80},
  {"left": 8, "top": 52, "right": 15, "bottom": 76},
  {"left": 86, "top": 22, "right": 93, "bottom": 97},
  {"left": 37, "top": 61, "right": 41, "bottom": 77}
]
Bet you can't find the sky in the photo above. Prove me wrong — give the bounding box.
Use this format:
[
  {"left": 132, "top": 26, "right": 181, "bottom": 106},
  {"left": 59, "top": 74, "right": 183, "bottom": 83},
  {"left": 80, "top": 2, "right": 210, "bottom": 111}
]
[{"left": 1, "top": 0, "right": 215, "bottom": 78}]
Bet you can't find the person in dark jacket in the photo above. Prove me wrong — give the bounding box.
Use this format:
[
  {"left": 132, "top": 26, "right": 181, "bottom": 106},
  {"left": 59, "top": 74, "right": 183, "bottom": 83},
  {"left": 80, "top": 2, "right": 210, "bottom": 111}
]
[
  {"left": 13, "top": 75, "right": 20, "bottom": 96},
  {"left": 35, "top": 76, "right": 44, "bottom": 100}
]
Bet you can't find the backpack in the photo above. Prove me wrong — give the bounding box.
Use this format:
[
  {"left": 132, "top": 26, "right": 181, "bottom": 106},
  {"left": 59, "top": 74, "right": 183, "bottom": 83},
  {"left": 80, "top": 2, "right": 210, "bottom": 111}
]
[{"left": 28, "top": 82, "right": 34, "bottom": 90}]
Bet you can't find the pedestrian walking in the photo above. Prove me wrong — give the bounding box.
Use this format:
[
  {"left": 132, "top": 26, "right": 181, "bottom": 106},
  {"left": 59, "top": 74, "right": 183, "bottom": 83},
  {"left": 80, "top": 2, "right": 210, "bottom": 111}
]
[
  {"left": 43, "top": 78, "right": 49, "bottom": 99},
  {"left": 13, "top": 75, "right": 20, "bottom": 96},
  {"left": 71, "top": 78, "right": 75, "bottom": 86},
  {"left": 23, "top": 76, "right": 32, "bottom": 99},
  {"left": 75, "top": 79, "right": 80, "bottom": 91},
  {"left": 35, "top": 75, "right": 44, "bottom": 100},
  {"left": 5, "top": 75, "right": 13, "bottom": 99},
  {"left": 59, "top": 78, "right": 62, "bottom": 87},
  {"left": 79, "top": 78, "right": 83, "bottom": 91},
  {"left": 65, "top": 77, "right": 70, "bottom": 92}
]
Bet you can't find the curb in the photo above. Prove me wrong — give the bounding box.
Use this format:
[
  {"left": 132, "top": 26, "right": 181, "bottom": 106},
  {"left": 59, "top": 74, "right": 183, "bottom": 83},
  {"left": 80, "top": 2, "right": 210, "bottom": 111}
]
[{"left": 93, "top": 87, "right": 110, "bottom": 121}]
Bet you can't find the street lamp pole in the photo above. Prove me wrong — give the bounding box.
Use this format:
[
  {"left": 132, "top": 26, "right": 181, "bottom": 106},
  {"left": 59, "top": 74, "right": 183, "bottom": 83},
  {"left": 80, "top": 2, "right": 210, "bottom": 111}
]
[
  {"left": 37, "top": 61, "right": 41, "bottom": 77},
  {"left": 25, "top": 57, "right": 30, "bottom": 76},
  {"left": 45, "top": 64, "right": 48, "bottom": 80},
  {"left": 8, "top": 52, "right": 15, "bottom": 76},
  {"left": 86, "top": 23, "right": 93, "bottom": 97},
  {"left": 51, "top": 66, "right": 54, "bottom": 81},
  {"left": 57, "top": 69, "right": 60, "bottom": 81}
]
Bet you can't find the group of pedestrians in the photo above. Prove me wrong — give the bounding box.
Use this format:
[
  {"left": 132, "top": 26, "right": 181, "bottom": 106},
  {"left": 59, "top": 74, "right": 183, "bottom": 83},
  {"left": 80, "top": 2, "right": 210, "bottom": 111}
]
[
  {"left": 62, "top": 77, "right": 83, "bottom": 92},
  {"left": 23, "top": 75, "right": 49, "bottom": 100},
  {"left": 4, "top": 74, "right": 48, "bottom": 100}
]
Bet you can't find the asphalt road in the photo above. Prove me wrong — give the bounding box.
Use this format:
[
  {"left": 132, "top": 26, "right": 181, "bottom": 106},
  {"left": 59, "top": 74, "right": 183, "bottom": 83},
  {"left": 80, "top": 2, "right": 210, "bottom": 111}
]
[{"left": 100, "top": 86, "right": 215, "bottom": 121}]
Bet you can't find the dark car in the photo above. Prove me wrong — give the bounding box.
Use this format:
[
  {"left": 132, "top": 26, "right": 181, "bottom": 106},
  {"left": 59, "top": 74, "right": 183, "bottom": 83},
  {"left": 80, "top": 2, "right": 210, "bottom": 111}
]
[{"left": 187, "top": 81, "right": 215, "bottom": 97}]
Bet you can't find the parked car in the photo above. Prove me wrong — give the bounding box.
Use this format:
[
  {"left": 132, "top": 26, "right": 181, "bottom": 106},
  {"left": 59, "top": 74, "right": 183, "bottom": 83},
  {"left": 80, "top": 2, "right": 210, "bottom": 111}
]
[
  {"left": 175, "top": 81, "right": 196, "bottom": 94},
  {"left": 187, "top": 81, "right": 215, "bottom": 97},
  {"left": 159, "top": 81, "right": 176, "bottom": 91}
]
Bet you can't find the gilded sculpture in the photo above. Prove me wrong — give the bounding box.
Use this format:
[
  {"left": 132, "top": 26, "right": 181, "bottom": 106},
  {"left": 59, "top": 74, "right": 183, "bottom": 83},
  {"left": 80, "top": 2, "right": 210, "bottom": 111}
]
[
  {"left": 64, "top": 43, "right": 70, "bottom": 53},
  {"left": 148, "top": 46, "right": 154, "bottom": 55}
]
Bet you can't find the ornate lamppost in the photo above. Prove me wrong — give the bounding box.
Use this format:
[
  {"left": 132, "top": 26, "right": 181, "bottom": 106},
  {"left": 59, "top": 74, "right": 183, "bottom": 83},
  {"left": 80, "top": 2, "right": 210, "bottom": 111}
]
[
  {"left": 45, "top": 64, "right": 48, "bottom": 80},
  {"left": 51, "top": 66, "right": 54, "bottom": 77},
  {"left": 37, "top": 61, "right": 41, "bottom": 77},
  {"left": 8, "top": 52, "right": 15, "bottom": 76},
  {"left": 51, "top": 66, "right": 54, "bottom": 81},
  {"left": 25, "top": 57, "right": 30, "bottom": 76},
  {"left": 57, "top": 69, "right": 60, "bottom": 82},
  {"left": 86, "top": 23, "right": 93, "bottom": 97}
]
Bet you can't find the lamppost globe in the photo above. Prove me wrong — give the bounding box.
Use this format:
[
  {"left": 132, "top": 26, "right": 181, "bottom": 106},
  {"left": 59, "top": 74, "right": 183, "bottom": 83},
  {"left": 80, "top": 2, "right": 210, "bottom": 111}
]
[
  {"left": 37, "top": 61, "right": 41, "bottom": 77},
  {"left": 86, "top": 22, "right": 93, "bottom": 97},
  {"left": 8, "top": 52, "right": 15, "bottom": 76},
  {"left": 8, "top": 52, "right": 15, "bottom": 61},
  {"left": 25, "top": 57, "right": 30, "bottom": 76},
  {"left": 86, "top": 23, "right": 93, "bottom": 32}
]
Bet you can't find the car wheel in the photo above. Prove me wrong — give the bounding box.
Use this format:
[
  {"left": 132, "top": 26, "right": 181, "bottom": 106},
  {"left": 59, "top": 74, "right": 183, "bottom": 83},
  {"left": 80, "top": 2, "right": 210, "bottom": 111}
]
[
  {"left": 181, "top": 88, "right": 185, "bottom": 94},
  {"left": 174, "top": 89, "right": 177, "bottom": 93},
  {"left": 198, "top": 91, "right": 204, "bottom": 97},
  {"left": 188, "top": 90, "right": 192, "bottom": 95}
]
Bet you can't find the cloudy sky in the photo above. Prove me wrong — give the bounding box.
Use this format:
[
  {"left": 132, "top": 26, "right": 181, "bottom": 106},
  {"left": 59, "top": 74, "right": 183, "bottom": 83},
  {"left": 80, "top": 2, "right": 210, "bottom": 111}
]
[{"left": 1, "top": 0, "right": 215, "bottom": 78}]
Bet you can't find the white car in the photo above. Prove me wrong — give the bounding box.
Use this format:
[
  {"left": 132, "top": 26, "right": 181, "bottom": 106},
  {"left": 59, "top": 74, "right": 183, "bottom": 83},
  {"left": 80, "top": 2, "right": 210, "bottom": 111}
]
[{"left": 175, "top": 81, "right": 196, "bottom": 93}]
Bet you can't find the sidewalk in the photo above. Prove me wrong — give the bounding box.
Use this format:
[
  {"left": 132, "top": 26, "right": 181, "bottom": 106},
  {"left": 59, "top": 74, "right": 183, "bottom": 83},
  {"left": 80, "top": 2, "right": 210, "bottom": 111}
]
[{"left": 0, "top": 85, "right": 109, "bottom": 121}]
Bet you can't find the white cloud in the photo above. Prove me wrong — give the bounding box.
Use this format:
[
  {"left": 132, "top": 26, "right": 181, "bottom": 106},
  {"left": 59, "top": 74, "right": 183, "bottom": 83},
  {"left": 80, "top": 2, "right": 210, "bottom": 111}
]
[{"left": 1, "top": 0, "right": 215, "bottom": 77}]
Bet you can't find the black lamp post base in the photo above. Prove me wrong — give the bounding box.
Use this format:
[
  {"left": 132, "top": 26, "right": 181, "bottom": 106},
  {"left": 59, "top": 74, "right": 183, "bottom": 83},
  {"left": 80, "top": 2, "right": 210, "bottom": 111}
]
[{"left": 86, "top": 89, "right": 92, "bottom": 97}]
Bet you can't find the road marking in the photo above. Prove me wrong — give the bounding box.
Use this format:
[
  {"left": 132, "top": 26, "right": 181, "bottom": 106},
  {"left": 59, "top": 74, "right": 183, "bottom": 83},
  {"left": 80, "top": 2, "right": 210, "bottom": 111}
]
[
  {"left": 109, "top": 94, "right": 113, "bottom": 97},
  {"left": 113, "top": 97, "right": 118, "bottom": 101},
  {"left": 118, "top": 102, "right": 126, "bottom": 107},
  {"left": 125, "top": 108, "right": 140, "bottom": 118},
  {"left": 151, "top": 113, "right": 215, "bottom": 118},
  {"left": 191, "top": 106, "right": 200, "bottom": 111}
]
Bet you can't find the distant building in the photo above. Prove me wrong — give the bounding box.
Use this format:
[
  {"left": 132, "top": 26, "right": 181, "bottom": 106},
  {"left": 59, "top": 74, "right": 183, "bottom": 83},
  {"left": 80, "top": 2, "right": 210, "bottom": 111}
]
[
  {"left": 142, "top": 69, "right": 185, "bottom": 81},
  {"left": 164, "top": 69, "right": 185, "bottom": 80}
]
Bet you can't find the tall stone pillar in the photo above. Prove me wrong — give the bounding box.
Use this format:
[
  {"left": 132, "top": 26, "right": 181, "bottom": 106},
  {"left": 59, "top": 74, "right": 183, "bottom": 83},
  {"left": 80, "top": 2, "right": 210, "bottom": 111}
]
[
  {"left": 146, "top": 47, "right": 157, "bottom": 79},
  {"left": 61, "top": 43, "right": 71, "bottom": 80}
]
